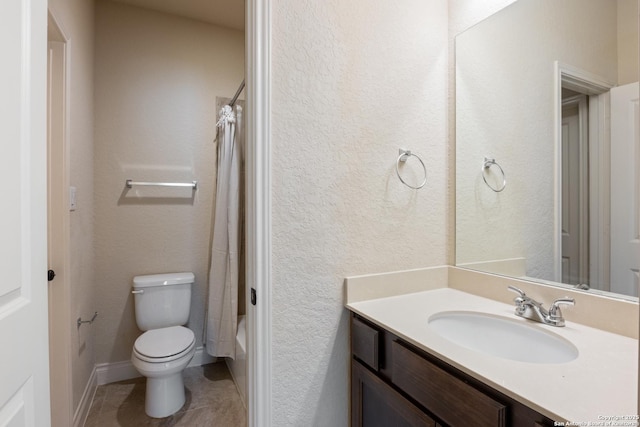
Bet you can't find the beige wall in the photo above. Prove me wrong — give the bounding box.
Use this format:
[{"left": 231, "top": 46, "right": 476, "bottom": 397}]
[
  {"left": 47, "top": 0, "right": 96, "bottom": 412},
  {"left": 93, "top": 0, "right": 244, "bottom": 364},
  {"left": 270, "top": 0, "right": 449, "bottom": 424},
  {"left": 618, "top": 0, "right": 639, "bottom": 85}
]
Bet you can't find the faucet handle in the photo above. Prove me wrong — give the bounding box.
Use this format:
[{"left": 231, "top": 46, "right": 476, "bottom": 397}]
[
  {"left": 548, "top": 297, "right": 575, "bottom": 326},
  {"left": 549, "top": 297, "right": 575, "bottom": 315},
  {"left": 507, "top": 286, "right": 528, "bottom": 315},
  {"left": 507, "top": 285, "right": 526, "bottom": 298},
  {"left": 507, "top": 285, "right": 541, "bottom": 306}
]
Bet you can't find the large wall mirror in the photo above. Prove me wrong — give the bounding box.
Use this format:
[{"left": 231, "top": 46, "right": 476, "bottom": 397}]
[{"left": 455, "top": 0, "right": 639, "bottom": 300}]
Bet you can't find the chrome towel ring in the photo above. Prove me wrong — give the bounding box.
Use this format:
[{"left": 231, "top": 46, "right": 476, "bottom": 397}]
[
  {"left": 396, "top": 149, "right": 427, "bottom": 190},
  {"left": 482, "top": 157, "right": 506, "bottom": 192}
]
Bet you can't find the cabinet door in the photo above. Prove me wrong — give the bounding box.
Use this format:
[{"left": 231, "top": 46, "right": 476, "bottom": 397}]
[{"left": 352, "top": 360, "right": 436, "bottom": 427}]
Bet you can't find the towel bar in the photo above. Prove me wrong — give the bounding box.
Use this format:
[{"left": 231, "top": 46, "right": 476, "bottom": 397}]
[{"left": 125, "top": 180, "right": 198, "bottom": 190}]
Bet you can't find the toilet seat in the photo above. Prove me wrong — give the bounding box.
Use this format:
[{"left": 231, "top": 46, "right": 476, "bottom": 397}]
[{"left": 133, "top": 326, "right": 195, "bottom": 363}]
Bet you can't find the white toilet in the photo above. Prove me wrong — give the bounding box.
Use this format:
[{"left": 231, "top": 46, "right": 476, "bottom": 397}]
[{"left": 131, "top": 272, "right": 196, "bottom": 418}]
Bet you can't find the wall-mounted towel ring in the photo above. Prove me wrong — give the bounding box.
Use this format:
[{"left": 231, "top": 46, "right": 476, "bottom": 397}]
[
  {"left": 482, "top": 157, "right": 506, "bottom": 192},
  {"left": 396, "top": 149, "right": 427, "bottom": 190}
]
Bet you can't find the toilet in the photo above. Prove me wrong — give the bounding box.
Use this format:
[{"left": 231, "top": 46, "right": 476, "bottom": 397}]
[{"left": 131, "top": 272, "right": 196, "bottom": 418}]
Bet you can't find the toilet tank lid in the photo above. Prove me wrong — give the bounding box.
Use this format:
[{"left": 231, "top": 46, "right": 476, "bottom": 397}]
[{"left": 132, "top": 272, "right": 194, "bottom": 288}]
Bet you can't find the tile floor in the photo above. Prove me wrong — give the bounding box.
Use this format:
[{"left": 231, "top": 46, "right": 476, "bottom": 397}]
[{"left": 85, "top": 362, "right": 246, "bottom": 427}]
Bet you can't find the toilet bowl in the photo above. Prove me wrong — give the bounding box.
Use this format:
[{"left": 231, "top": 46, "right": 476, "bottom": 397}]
[
  {"left": 131, "top": 325, "right": 196, "bottom": 418},
  {"left": 130, "top": 272, "right": 196, "bottom": 418}
]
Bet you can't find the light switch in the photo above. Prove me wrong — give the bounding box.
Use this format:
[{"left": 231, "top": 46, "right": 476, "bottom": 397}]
[{"left": 69, "top": 186, "right": 77, "bottom": 211}]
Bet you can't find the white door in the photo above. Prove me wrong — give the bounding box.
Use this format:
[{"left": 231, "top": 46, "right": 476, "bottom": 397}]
[
  {"left": 610, "top": 82, "right": 640, "bottom": 297},
  {"left": 0, "top": 1, "right": 51, "bottom": 426}
]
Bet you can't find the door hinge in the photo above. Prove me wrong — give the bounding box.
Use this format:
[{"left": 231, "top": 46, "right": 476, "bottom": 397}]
[{"left": 251, "top": 288, "right": 257, "bottom": 305}]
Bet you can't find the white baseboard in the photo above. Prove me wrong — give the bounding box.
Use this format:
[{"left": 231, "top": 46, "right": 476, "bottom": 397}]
[
  {"left": 190, "top": 345, "right": 217, "bottom": 367},
  {"left": 96, "top": 346, "right": 216, "bottom": 386},
  {"left": 95, "top": 359, "right": 140, "bottom": 385},
  {"left": 73, "top": 365, "right": 97, "bottom": 427}
]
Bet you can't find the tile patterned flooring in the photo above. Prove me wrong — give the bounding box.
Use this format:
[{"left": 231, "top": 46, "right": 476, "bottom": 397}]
[{"left": 85, "top": 362, "right": 246, "bottom": 427}]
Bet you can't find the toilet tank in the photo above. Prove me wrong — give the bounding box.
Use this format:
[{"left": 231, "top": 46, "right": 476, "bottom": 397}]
[{"left": 132, "top": 272, "right": 194, "bottom": 331}]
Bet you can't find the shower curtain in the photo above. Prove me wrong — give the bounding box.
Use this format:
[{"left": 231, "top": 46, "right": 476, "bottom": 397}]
[{"left": 206, "top": 104, "right": 243, "bottom": 358}]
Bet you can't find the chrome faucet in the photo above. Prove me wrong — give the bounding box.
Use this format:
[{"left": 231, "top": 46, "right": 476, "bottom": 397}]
[{"left": 507, "top": 286, "right": 575, "bottom": 327}]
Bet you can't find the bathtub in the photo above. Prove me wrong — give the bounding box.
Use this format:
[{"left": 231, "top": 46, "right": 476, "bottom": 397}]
[{"left": 226, "top": 315, "right": 246, "bottom": 405}]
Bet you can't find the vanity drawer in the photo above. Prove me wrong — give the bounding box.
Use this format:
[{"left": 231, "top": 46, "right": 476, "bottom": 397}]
[
  {"left": 351, "top": 316, "right": 380, "bottom": 371},
  {"left": 352, "top": 359, "right": 436, "bottom": 427},
  {"left": 392, "top": 341, "right": 506, "bottom": 427}
]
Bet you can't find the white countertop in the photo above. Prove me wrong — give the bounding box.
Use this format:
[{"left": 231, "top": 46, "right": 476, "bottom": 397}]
[{"left": 347, "top": 287, "right": 638, "bottom": 423}]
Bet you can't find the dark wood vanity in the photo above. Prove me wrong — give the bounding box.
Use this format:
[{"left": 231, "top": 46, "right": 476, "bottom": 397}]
[{"left": 350, "top": 313, "right": 555, "bottom": 427}]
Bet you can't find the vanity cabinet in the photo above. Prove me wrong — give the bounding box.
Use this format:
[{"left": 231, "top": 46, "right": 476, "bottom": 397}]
[{"left": 350, "top": 314, "right": 554, "bottom": 427}]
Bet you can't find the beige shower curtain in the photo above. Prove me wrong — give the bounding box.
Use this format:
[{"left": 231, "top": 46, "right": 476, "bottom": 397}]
[{"left": 206, "top": 104, "right": 242, "bottom": 358}]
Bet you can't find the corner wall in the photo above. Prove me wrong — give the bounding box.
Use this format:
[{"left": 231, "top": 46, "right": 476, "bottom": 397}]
[
  {"left": 270, "top": 0, "right": 449, "bottom": 424},
  {"left": 93, "top": 0, "right": 244, "bottom": 365}
]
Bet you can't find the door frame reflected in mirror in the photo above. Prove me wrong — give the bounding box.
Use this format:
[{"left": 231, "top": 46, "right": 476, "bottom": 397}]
[{"left": 553, "top": 62, "right": 614, "bottom": 290}]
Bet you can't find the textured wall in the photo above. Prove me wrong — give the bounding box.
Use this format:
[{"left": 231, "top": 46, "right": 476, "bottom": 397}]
[
  {"left": 455, "top": 0, "right": 618, "bottom": 281},
  {"left": 271, "top": 0, "right": 448, "bottom": 424},
  {"left": 47, "top": 0, "right": 96, "bottom": 411},
  {"left": 448, "top": 0, "right": 518, "bottom": 40},
  {"left": 93, "top": 0, "right": 244, "bottom": 364}
]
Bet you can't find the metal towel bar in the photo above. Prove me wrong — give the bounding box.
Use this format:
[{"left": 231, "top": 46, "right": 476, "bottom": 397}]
[{"left": 125, "top": 180, "right": 198, "bottom": 190}]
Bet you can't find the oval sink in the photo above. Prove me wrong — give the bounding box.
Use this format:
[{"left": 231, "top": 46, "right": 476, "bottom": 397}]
[{"left": 428, "top": 311, "right": 578, "bottom": 364}]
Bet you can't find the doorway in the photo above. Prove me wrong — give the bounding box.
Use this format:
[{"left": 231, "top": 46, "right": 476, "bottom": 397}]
[
  {"left": 47, "top": 11, "right": 73, "bottom": 426},
  {"left": 90, "top": 0, "right": 249, "bottom": 423},
  {"left": 555, "top": 62, "right": 614, "bottom": 291},
  {"left": 561, "top": 93, "right": 589, "bottom": 286}
]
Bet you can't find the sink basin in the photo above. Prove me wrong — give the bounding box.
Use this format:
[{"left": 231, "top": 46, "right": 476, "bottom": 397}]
[{"left": 428, "top": 311, "right": 578, "bottom": 364}]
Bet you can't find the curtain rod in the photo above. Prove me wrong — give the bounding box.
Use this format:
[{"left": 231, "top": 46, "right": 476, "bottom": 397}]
[{"left": 229, "top": 79, "right": 245, "bottom": 107}]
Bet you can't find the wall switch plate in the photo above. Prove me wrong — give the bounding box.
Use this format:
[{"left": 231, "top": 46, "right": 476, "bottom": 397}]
[{"left": 69, "top": 186, "right": 77, "bottom": 211}]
